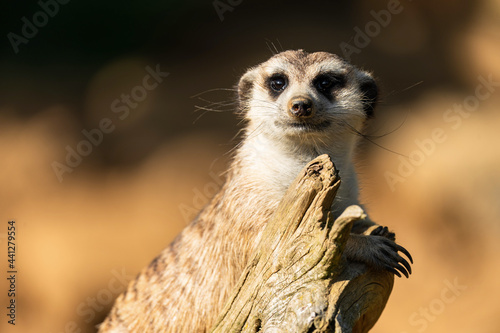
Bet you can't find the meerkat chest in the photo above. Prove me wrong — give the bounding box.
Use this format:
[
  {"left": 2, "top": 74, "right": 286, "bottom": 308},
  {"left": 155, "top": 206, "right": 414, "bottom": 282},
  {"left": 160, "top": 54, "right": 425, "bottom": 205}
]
[
  {"left": 238, "top": 135, "right": 358, "bottom": 211},
  {"left": 239, "top": 138, "right": 310, "bottom": 198}
]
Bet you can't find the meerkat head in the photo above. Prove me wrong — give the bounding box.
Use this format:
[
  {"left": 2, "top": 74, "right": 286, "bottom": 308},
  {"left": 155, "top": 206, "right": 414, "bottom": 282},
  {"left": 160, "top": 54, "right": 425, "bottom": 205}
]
[{"left": 237, "top": 50, "right": 378, "bottom": 152}]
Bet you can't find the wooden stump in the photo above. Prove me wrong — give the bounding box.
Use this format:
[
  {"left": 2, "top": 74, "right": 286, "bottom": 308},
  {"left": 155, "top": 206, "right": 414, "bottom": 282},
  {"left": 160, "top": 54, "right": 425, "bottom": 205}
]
[{"left": 210, "top": 155, "right": 394, "bottom": 333}]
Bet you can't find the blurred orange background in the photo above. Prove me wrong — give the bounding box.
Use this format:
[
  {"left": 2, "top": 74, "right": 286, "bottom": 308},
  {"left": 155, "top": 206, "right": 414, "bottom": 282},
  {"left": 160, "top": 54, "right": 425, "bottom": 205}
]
[{"left": 1, "top": 0, "right": 500, "bottom": 332}]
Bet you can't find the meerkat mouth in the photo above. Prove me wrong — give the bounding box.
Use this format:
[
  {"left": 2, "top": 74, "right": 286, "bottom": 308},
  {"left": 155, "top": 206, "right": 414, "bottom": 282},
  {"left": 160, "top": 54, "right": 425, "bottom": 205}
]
[{"left": 277, "top": 120, "right": 331, "bottom": 132}]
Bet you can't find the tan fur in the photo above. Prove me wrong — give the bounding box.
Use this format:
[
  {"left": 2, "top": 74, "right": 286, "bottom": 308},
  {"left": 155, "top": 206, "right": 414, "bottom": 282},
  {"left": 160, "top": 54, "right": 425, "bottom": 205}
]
[{"left": 99, "top": 50, "right": 410, "bottom": 333}]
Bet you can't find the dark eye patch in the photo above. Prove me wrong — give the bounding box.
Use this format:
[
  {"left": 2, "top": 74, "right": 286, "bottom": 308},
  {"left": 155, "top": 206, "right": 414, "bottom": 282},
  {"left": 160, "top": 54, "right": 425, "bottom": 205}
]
[
  {"left": 313, "top": 73, "right": 346, "bottom": 100},
  {"left": 359, "top": 78, "right": 378, "bottom": 117},
  {"left": 268, "top": 74, "right": 288, "bottom": 98}
]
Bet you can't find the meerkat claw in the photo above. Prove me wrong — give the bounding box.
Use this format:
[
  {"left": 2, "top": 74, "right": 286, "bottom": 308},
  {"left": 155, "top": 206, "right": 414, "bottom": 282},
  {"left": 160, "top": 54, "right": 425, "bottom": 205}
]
[
  {"left": 385, "top": 265, "right": 401, "bottom": 278},
  {"left": 395, "top": 263, "right": 410, "bottom": 278},
  {"left": 395, "top": 243, "right": 413, "bottom": 264},
  {"left": 399, "top": 255, "right": 412, "bottom": 275}
]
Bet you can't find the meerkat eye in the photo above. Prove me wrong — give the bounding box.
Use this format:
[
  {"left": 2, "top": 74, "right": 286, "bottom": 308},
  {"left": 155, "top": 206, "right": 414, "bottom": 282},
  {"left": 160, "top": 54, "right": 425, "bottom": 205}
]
[
  {"left": 269, "top": 75, "right": 288, "bottom": 92},
  {"left": 317, "top": 77, "right": 334, "bottom": 91},
  {"left": 314, "top": 74, "right": 346, "bottom": 93}
]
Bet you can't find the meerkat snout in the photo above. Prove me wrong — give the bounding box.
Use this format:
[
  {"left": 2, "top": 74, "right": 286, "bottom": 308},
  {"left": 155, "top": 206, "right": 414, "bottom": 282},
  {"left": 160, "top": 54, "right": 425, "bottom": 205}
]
[{"left": 288, "top": 96, "right": 315, "bottom": 118}]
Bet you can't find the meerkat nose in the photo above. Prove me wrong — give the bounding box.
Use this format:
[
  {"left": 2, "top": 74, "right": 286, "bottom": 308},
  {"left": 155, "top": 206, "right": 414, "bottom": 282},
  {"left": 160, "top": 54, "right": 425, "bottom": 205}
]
[{"left": 288, "top": 96, "right": 315, "bottom": 118}]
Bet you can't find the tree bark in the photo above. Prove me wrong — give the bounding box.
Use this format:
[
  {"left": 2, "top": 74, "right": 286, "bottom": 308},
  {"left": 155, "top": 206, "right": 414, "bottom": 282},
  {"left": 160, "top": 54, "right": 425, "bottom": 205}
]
[{"left": 210, "top": 154, "right": 394, "bottom": 333}]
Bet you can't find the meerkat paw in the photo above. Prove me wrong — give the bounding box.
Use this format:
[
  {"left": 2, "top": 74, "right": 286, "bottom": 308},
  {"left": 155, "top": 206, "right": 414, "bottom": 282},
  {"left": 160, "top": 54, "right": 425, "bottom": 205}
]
[
  {"left": 345, "top": 229, "right": 413, "bottom": 278},
  {"left": 368, "top": 227, "right": 413, "bottom": 278}
]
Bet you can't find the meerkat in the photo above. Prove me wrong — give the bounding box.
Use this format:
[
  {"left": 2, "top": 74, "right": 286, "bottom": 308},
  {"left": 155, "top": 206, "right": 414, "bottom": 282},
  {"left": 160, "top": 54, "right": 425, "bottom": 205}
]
[{"left": 98, "top": 50, "right": 412, "bottom": 333}]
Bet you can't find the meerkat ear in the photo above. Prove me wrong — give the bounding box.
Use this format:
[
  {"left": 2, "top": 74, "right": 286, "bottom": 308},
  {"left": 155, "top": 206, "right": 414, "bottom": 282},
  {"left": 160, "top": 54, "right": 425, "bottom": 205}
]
[
  {"left": 237, "top": 67, "right": 258, "bottom": 112},
  {"left": 357, "top": 71, "right": 378, "bottom": 118}
]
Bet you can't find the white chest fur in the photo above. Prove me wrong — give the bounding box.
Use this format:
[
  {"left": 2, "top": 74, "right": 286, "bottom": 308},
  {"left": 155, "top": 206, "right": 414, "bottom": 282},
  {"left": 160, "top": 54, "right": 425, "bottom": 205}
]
[{"left": 237, "top": 133, "right": 360, "bottom": 217}]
